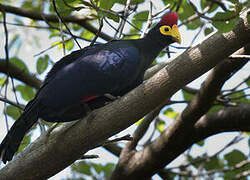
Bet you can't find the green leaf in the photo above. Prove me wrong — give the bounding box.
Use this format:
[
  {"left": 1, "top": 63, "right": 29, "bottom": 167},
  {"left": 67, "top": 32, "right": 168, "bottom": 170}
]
[
  {"left": 207, "top": 105, "right": 223, "bottom": 114},
  {"left": 105, "top": 12, "right": 120, "bottom": 23},
  {"left": 36, "top": 55, "right": 49, "bottom": 74},
  {"left": 10, "top": 57, "right": 29, "bottom": 73},
  {"left": 49, "top": 0, "right": 75, "bottom": 16},
  {"left": 132, "top": 11, "right": 149, "bottom": 29},
  {"left": 17, "top": 134, "right": 31, "bottom": 153},
  {"left": 58, "top": 40, "right": 74, "bottom": 50},
  {"left": 186, "top": 18, "right": 204, "bottom": 30},
  {"left": 81, "top": 29, "right": 95, "bottom": 40},
  {"left": 66, "top": 40, "right": 74, "bottom": 50},
  {"left": 71, "top": 161, "right": 92, "bottom": 175},
  {"left": 224, "top": 150, "right": 246, "bottom": 166},
  {"left": 201, "top": 0, "right": 219, "bottom": 13},
  {"left": 204, "top": 156, "right": 225, "bottom": 170},
  {"left": 196, "top": 140, "right": 204, "bottom": 146},
  {"left": 178, "top": 0, "right": 195, "bottom": 21},
  {"left": 182, "top": 89, "right": 194, "bottom": 101},
  {"left": 246, "top": 78, "right": 250, "bottom": 87},
  {"left": 116, "top": 0, "right": 145, "bottom": 5},
  {"left": 16, "top": 85, "right": 35, "bottom": 101},
  {"left": 204, "top": 27, "right": 214, "bottom": 36},
  {"left": 92, "top": 164, "right": 102, "bottom": 174},
  {"left": 163, "top": 108, "right": 179, "bottom": 119},
  {"left": 0, "top": 77, "right": 7, "bottom": 86},
  {"left": 157, "top": 120, "right": 165, "bottom": 133},
  {"left": 212, "top": 11, "right": 237, "bottom": 33},
  {"left": 103, "top": 163, "right": 115, "bottom": 177},
  {"left": 229, "top": 91, "right": 248, "bottom": 103},
  {"left": 247, "top": 13, "right": 250, "bottom": 24},
  {"left": 99, "top": 0, "right": 116, "bottom": 10},
  {"left": 6, "top": 105, "right": 22, "bottom": 120}
]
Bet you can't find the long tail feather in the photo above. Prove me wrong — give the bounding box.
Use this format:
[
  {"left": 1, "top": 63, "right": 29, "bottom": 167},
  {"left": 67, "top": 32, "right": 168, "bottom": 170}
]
[{"left": 0, "top": 100, "right": 39, "bottom": 164}]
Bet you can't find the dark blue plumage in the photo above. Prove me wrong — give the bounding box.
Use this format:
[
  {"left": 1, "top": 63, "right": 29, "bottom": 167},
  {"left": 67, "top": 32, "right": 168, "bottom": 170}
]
[{"left": 0, "top": 12, "right": 181, "bottom": 163}]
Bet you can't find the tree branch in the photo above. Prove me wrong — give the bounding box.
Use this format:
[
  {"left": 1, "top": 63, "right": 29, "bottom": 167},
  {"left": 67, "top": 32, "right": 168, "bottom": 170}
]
[
  {"left": 0, "top": 3, "right": 112, "bottom": 41},
  {"left": 0, "top": 59, "right": 41, "bottom": 89},
  {"left": 110, "top": 14, "right": 250, "bottom": 179},
  {"left": 0, "top": 9, "right": 249, "bottom": 180}
]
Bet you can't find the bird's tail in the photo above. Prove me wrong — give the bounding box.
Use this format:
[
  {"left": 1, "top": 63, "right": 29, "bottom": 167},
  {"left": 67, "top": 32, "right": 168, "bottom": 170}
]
[{"left": 0, "top": 99, "right": 39, "bottom": 164}]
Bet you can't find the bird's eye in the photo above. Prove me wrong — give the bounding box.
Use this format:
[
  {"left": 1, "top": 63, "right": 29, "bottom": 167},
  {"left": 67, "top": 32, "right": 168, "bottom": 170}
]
[
  {"left": 160, "top": 25, "right": 172, "bottom": 35},
  {"left": 164, "top": 27, "right": 170, "bottom": 32}
]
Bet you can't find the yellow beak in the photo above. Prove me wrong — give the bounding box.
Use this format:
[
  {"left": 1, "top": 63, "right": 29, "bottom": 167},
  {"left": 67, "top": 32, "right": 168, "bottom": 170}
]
[{"left": 171, "top": 24, "right": 181, "bottom": 44}]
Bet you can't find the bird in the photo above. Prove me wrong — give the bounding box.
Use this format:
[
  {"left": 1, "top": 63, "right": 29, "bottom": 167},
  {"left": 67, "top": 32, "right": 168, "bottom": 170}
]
[{"left": 0, "top": 11, "right": 181, "bottom": 164}]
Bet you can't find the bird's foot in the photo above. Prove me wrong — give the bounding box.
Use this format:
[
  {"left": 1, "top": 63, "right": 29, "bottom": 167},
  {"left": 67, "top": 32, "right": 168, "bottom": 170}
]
[
  {"left": 104, "top": 93, "right": 120, "bottom": 101},
  {"left": 46, "top": 123, "right": 59, "bottom": 137}
]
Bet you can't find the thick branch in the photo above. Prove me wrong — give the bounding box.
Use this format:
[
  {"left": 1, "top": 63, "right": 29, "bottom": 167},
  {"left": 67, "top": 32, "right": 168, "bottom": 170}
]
[
  {"left": 0, "top": 9, "right": 249, "bottom": 180},
  {"left": 111, "top": 14, "right": 250, "bottom": 179},
  {"left": 0, "top": 59, "right": 41, "bottom": 89},
  {"left": 194, "top": 103, "right": 250, "bottom": 140},
  {"left": 0, "top": 3, "right": 112, "bottom": 41}
]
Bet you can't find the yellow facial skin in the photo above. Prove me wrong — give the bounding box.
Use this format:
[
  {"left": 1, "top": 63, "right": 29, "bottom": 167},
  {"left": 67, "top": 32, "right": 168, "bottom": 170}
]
[{"left": 159, "top": 24, "right": 181, "bottom": 44}]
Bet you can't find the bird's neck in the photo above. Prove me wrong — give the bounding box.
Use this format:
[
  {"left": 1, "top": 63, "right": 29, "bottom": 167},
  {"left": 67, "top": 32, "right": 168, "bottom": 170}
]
[{"left": 137, "top": 25, "right": 168, "bottom": 68}]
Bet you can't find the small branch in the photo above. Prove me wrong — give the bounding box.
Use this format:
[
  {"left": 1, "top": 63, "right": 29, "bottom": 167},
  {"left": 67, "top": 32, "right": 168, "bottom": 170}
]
[
  {"left": 140, "top": 1, "right": 153, "bottom": 38},
  {"left": 115, "top": 0, "right": 132, "bottom": 39},
  {"left": 79, "top": 154, "right": 99, "bottom": 159},
  {"left": 0, "top": 3, "right": 112, "bottom": 41},
  {"left": 103, "top": 134, "right": 133, "bottom": 145},
  {"left": 0, "top": 59, "right": 42, "bottom": 89},
  {"left": 0, "top": 97, "right": 25, "bottom": 110},
  {"left": 229, "top": 54, "right": 250, "bottom": 60},
  {"left": 51, "top": 0, "right": 81, "bottom": 50}
]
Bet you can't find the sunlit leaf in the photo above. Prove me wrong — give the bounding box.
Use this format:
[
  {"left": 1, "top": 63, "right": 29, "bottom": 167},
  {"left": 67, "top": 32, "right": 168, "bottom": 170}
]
[
  {"left": 157, "top": 119, "right": 165, "bottom": 133},
  {"left": 0, "top": 77, "right": 7, "bottom": 86},
  {"left": 163, "top": 108, "right": 179, "bottom": 119},
  {"left": 16, "top": 85, "right": 35, "bottom": 101}
]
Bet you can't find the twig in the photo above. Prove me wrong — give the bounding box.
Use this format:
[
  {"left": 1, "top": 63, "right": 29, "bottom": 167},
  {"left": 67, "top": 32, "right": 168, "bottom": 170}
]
[
  {"left": 34, "top": 38, "right": 73, "bottom": 57},
  {"left": 152, "top": 4, "right": 170, "bottom": 17},
  {"left": 90, "top": 17, "right": 104, "bottom": 46},
  {"left": 51, "top": 0, "right": 81, "bottom": 49},
  {"left": 167, "top": 135, "right": 244, "bottom": 170},
  {"left": 103, "top": 134, "right": 133, "bottom": 145},
  {"left": 115, "top": 0, "right": 132, "bottom": 39},
  {"left": 0, "top": 96, "right": 25, "bottom": 110},
  {"left": 140, "top": 1, "right": 153, "bottom": 38},
  {"left": 1, "top": 9, "right": 10, "bottom": 131},
  {"left": 229, "top": 54, "right": 250, "bottom": 60},
  {"left": 188, "top": 0, "right": 237, "bottom": 22},
  {"left": 189, "top": 24, "right": 204, "bottom": 47},
  {"left": 79, "top": 154, "right": 99, "bottom": 159}
]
